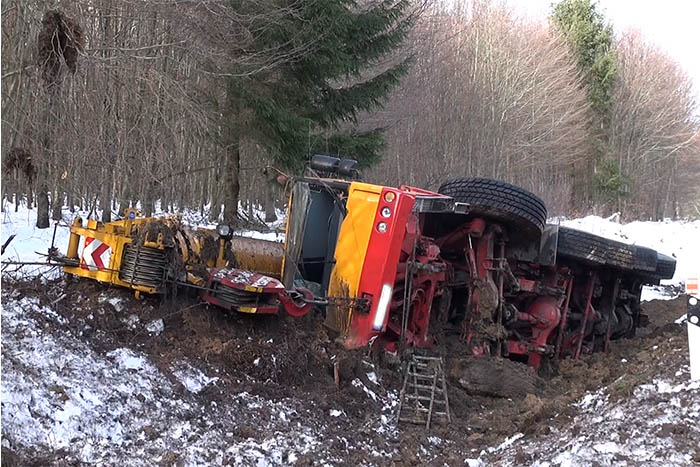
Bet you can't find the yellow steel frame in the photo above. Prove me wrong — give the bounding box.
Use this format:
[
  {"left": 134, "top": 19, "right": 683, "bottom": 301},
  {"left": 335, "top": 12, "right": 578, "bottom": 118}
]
[{"left": 62, "top": 209, "right": 167, "bottom": 294}]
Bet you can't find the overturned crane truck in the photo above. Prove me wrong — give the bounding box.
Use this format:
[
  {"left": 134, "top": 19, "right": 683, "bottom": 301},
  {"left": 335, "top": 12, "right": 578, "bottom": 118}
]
[{"left": 57, "top": 155, "right": 675, "bottom": 371}]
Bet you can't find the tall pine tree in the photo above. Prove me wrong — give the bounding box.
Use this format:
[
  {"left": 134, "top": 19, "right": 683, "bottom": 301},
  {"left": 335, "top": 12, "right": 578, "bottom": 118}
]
[
  {"left": 550, "top": 0, "right": 621, "bottom": 208},
  {"left": 220, "top": 0, "right": 415, "bottom": 224}
]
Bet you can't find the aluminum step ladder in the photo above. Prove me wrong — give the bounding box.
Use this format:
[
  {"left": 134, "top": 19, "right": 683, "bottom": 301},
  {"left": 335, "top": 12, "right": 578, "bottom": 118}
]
[{"left": 397, "top": 354, "right": 451, "bottom": 429}]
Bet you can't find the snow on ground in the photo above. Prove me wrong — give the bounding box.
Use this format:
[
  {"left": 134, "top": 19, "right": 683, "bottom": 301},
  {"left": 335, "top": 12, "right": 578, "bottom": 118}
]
[
  {"left": 0, "top": 287, "right": 401, "bottom": 465},
  {"left": 1, "top": 203, "right": 75, "bottom": 279},
  {"left": 477, "top": 365, "right": 699, "bottom": 466},
  {"left": 0, "top": 292, "right": 399, "bottom": 465}
]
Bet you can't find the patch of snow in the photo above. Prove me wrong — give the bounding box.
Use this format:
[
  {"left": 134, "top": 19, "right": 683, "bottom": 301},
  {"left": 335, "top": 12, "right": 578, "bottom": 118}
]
[
  {"left": 1, "top": 300, "right": 162, "bottom": 458},
  {"left": 123, "top": 314, "right": 140, "bottom": 328},
  {"left": 478, "top": 353, "right": 699, "bottom": 467},
  {"left": 329, "top": 409, "right": 343, "bottom": 417},
  {"left": 145, "top": 318, "right": 164, "bottom": 335},
  {"left": 172, "top": 363, "right": 219, "bottom": 394},
  {"left": 639, "top": 378, "right": 700, "bottom": 394},
  {"left": 593, "top": 441, "right": 619, "bottom": 454},
  {"left": 367, "top": 371, "right": 379, "bottom": 385},
  {"left": 234, "top": 231, "right": 285, "bottom": 242},
  {"left": 107, "top": 348, "right": 152, "bottom": 371},
  {"left": 1, "top": 201, "right": 77, "bottom": 279},
  {"left": 488, "top": 433, "right": 524, "bottom": 453},
  {"left": 108, "top": 297, "right": 124, "bottom": 312},
  {"left": 2, "top": 294, "right": 345, "bottom": 464},
  {"left": 352, "top": 378, "right": 378, "bottom": 401}
]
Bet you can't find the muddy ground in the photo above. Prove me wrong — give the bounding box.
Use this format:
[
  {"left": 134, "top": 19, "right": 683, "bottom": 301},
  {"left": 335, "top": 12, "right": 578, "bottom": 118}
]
[{"left": 1, "top": 275, "right": 696, "bottom": 465}]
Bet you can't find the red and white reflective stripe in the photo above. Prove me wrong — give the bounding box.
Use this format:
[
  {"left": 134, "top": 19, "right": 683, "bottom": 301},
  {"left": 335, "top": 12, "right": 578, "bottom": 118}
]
[
  {"left": 687, "top": 278, "right": 699, "bottom": 297},
  {"left": 80, "top": 237, "right": 112, "bottom": 271}
]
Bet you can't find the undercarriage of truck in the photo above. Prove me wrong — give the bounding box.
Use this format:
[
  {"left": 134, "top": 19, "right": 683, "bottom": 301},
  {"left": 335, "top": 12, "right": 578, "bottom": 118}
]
[{"left": 39, "top": 156, "right": 675, "bottom": 395}]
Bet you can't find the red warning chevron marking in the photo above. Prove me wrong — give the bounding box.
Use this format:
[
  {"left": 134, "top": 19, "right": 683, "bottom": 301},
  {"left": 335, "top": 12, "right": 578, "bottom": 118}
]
[
  {"left": 81, "top": 237, "right": 112, "bottom": 271},
  {"left": 91, "top": 242, "right": 110, "bottom": 269}
]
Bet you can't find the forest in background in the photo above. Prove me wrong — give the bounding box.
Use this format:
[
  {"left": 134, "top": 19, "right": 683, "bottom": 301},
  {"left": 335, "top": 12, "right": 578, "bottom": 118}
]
[{"left": 2, "top": 0, "right": 699, "bottom": 226}]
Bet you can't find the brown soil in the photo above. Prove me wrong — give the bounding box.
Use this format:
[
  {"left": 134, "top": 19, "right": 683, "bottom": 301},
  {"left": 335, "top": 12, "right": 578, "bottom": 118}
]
[{"left": 3, "top": 276, "right": 691, "bottom": 465}]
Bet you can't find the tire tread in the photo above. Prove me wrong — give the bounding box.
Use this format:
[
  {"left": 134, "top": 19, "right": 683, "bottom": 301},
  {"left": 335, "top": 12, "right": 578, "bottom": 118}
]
[{"left": 438, "top": 178, "right": 547, "bottom": 235}]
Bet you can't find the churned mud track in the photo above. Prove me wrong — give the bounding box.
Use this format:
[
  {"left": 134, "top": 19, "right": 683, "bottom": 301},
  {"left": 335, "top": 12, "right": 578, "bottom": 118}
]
[{"left": 2, "top": 276, "right": 693, "bottom": 465}]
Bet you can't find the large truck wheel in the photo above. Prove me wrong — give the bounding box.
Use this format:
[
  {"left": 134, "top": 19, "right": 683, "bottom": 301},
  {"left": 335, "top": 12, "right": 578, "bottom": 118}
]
[
  {"left": 557, "top": 227, "right": 657, "bottom": 273},
  {"left": 437, "top": 177, "right": 547, "bottom": 237},
  {"left": 604, "top": 239, "right": 637, "bottom": 270},
  {"left": 633, "top": 246, "right": 658, "bottom": 273},
  {"left": 655, "top": 252, "right": 676, "bottom": 279},
  {"left": 556, "top": 227, "right": 607, "bottom": 265}
]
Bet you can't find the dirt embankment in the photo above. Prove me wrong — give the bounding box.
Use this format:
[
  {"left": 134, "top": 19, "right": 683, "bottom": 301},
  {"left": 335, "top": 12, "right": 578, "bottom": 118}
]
[{"left": 2, "top": 276, "right": 694, "bottom": 465}]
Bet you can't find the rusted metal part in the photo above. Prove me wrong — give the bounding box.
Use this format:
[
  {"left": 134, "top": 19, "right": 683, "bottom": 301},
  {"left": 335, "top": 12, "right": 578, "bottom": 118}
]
[
  {"left": 388, "top": 221, "right": 446, "bottom": 351},
  {"left": 555, "top": 274, "right": 574, "bottom": 359},
  {"left": 496, "top": 241, "right": 506, "bottom": 357},
  {"left": 324, "top": 280, "right": 351, "bottom": 333},
  {"left": 176, "top": 228, "right": 219, "bottom": 268},
  {"left": 227, "top": 236, "right": 283, "bottom": 279},
  {"left": 604, "top": 278, "right": 621, "bottom": 353},
  {"left": 575, "top": 273, "right": 597, "bottom": 359}
]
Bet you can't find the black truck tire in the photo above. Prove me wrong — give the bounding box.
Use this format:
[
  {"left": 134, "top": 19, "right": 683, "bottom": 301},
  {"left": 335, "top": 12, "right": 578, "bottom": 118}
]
[
  {"left": 604, "top": 239, "right": 637, "bottom": 271},
  {"left": 437, "top": 178, "right": 547, "bottom": 237},
  {"left": 655, "top": 252, "right": 676, "bottom": 279},
  {"left": 633, "top": 246, "right": 658, "bottom": 273},
  {"left": 556, "top": 227, "right": 607, "bottom": 265},
  {"left": 557, "top": 227, "right": 660, "bottom": 274}
]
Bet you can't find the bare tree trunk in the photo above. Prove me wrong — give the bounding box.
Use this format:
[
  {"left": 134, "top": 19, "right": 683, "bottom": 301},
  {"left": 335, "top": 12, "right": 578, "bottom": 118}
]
[
  {"left": 263, "top": 168, "right": 278, "bottom": 223},
  {"left": 36, "top": 184, "right": 50, "bottom": 228},
  {"left": 101, "top": 166, "right": 111, "bottom": 223},
  {"left": 52, "top": 190, "right": 62, "bottom": 220},
  {"left": 37, "top": 84, "right": 56, "bottom": 229},
  {"left": 223, "top": 133, "right": 241, "bottom": 226},
  {"left": 143, "top": 167, "right": 154, "bottom": 216}
]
